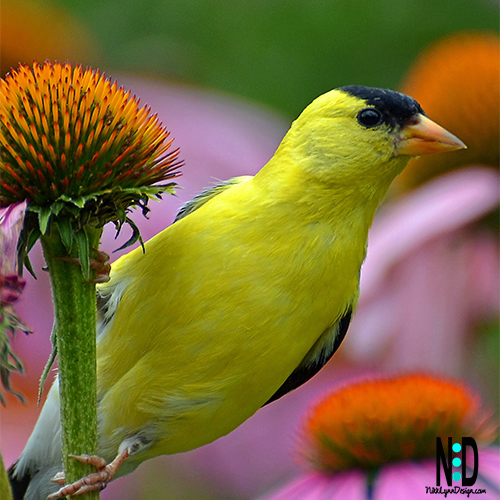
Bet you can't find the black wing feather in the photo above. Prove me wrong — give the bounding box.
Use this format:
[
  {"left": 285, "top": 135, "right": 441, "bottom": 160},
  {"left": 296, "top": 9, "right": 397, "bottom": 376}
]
[{"left": 264, "top": 307, "right": 352, "bottom": 405}]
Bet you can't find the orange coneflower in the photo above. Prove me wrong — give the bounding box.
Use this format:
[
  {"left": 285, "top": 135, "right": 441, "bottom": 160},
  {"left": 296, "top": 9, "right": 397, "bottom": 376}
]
[
  {"left": 396, "top": 32, "right": 499, "bottom": 191},
  {"left": 0, "top": 0, "right": 94, "bottom": 78},
  {"left": 299, "top": 374, "right": 495, "bottom": 472},
  {"left": 0, "top": 62, "right": 181, "bottom": 208},
  {"left": 0, "top": 61, "right": 183, "bottom": 260},
  {"left": 0, "top": 62, "right": 184, "bottom": 484},
  {"left": 262, "top": 374, "right": 499, "bottom": 500}
]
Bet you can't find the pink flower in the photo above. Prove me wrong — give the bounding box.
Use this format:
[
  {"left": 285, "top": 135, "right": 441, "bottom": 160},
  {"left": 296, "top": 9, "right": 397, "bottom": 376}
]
[
  {"left": 0, "top": 200, "right": 30, "bottom": 404},
  {"left": 261, "top": 374, "right": 500, "bottom": 500},
  {"left": 345, "top": 167, "right": 499, "bottom": 377},
  {"left": 262, "top": 453, "right": 500, "bottom": 500},
  {"left": 0, "top": 201, "right": 27, "bottom": 305}
]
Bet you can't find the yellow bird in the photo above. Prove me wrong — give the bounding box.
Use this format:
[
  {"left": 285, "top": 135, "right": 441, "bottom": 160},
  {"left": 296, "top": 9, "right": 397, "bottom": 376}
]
[{"left": 10, "top": 86, "right": 465, "bottom": 499}]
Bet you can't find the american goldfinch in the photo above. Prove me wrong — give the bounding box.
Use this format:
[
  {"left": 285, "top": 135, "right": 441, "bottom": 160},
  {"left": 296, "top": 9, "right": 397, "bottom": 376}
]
[{"left": 9, "top": 86, "right": 465, "bottom": 500}]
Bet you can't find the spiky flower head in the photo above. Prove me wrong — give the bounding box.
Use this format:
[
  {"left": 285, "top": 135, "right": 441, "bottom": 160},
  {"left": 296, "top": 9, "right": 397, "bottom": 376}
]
[
  {"left": 0, "top": 61, "right": 182, "bottom": 266},
  {"left": 299, "top": 374, "right": 496, "bottom": 472},
  {"left": 397, "top": 32, "right": 499, "bottom": 191}
]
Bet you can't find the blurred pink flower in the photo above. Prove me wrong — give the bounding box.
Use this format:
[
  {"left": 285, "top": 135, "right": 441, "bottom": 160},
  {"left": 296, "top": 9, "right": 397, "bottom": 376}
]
[
  {"left": 0, "top": 200, "right": 30, "bottom": 404},
  {"left": 345, "top": 166, "right": 499, "bottom": 376},
  {"left": 0, "top": 201, "right": 27, "bottom": 305},
  {"left": 262, "top": 454, "right": 500, "bottom": 500},
  {"left": 260, "top": 374, "right": 500, "bottom": 500}
]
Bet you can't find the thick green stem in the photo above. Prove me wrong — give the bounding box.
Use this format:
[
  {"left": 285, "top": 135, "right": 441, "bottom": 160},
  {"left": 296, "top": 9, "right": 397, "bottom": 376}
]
[{"left": 41, "top": 224, "right": 102, "bottom": 500}]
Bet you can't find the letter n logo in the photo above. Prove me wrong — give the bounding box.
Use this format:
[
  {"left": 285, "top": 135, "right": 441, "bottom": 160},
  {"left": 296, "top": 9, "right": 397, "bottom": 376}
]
[{"left": 436, "top": 437, "right": 452, "bottom": 486}]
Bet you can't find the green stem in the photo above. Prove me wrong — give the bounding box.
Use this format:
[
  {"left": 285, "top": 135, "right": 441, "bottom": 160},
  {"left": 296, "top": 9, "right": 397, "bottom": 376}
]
[
  {"left": 41, "top": 224, "right": 102, "bottom": 500},
  {"left": 0, "top": 448, "right": 13, "bottom": 500}
]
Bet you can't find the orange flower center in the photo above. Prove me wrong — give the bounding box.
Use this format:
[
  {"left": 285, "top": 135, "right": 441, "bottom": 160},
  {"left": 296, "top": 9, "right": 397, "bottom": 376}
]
[
  {"left": 397, "top": 32, "right": 500, "bottom": 190},
  {"left": 299, "top": 374, "right": 495, "bottom": 472},
  {"left": 0, "top": 61, "right": 181, "bottom": 206}
]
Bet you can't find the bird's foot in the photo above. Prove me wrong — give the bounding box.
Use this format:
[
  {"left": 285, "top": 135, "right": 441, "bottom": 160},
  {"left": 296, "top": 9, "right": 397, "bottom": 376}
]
[
  {"left": 57, "top": 249, "right": 111, "bottom": 283},
  {"left": 47, "top": 450, "right": 130, "bottom": 499},
  {"left": 88, "top": 249, "right": 112, "bottom": 283}
]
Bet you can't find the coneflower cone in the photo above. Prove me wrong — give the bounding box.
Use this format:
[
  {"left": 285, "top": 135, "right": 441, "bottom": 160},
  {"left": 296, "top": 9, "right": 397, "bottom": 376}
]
[{"left": 0, "top": 61, "right": 183, "bottom": 269}]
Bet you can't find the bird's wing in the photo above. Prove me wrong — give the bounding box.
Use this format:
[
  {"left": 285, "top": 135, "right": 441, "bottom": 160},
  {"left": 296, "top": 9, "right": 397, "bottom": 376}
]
[
  {"left": 174, "top": 176, "right": 252, "bottom": 222},
  {"left": 264, "top": 307, "right": 352, "bottom": 405},
  {"left": 95, "top": 175, "right": 253, "bottom": 352}
]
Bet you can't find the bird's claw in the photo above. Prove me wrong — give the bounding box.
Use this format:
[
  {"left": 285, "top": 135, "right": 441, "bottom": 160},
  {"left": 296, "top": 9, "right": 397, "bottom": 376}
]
[
  {"left": 56, "top": 249, "right": 111, "bottom": 283},
  {"left": 50, "top": 471, "right": 66, "bottom": 485},
  {"left": 47, "top": 451, "right": 129, "bottom": 499}
]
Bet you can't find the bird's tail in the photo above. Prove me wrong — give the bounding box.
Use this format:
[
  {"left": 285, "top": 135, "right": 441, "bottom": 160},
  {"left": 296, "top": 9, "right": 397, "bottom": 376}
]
[
  {"left": 8, "top": 461, "right": 31, "bottom": 500},
  {"left": 8, "top": 461, "right": 61, "bottom": 500},
  {"left": 7, "top": 380, "right": 62, "bottom": 500}
]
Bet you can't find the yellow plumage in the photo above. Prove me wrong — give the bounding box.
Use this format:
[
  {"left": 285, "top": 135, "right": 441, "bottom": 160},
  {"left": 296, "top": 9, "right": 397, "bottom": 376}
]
[
  {"left": 11, "top": 86, "right": 465, "bottom": 499},
  {"left": 97, "top": 91, "right": 394, "bottom": 457}
]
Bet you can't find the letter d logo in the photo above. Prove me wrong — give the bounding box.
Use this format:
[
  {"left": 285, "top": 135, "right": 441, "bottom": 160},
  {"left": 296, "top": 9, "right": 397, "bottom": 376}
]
[{"left": 462, "top": 437, "right": 478, "bottom": 486}]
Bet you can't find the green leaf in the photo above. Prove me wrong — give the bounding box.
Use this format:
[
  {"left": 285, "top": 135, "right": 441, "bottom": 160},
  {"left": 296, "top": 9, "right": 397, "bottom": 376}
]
[
  {"left": 74, "top": 228, "right": 90, "bottom": 279},
  {"left": 115, "top": 207, "right": 126, "bottom": 224},
  {"left": 38, "top": 328, "right": 57, "bottom": 405},
  {"left": 70, "top": 196, "right": 89, "bottom": 209},
  {"left": 65, "top": 204, "right": 82, "bottom": 217},
  {"left": 58, "top": 195, "right": 91, "bottom": 211},
  {"left": 23, "top": 255, "right": 37, "bottom": 279},
  {"left": 56, "top": 217, "right": 73, "bottom": 249},
  {"left": 38, "top": 207, "right": 52, "bottom": 235},
  {"left": 25, "top": 226, "right": 42, "bottom": 255},
  {"left": 113, "top": 217, "right": 144, "bottom": 253},
  {"left": 18, "top": 223, "right": 41, "bottom": 278},
  {"left": 51, "top": 201, "right": 64, "bottom": 216}
]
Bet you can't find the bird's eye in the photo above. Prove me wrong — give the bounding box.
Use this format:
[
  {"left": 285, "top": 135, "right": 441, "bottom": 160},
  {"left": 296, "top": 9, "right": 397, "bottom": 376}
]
[{"left": 357, "top": 108, "right": 383, "bottom": 128}]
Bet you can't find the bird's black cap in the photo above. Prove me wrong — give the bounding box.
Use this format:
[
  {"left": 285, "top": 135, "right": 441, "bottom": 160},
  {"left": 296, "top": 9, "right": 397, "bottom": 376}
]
[{"left": 339, "top": 85, "right": 425, "bottom": 130}]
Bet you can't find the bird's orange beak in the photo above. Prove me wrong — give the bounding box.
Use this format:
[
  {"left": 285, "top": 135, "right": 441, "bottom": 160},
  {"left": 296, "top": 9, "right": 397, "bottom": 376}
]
[{"left": 396, "top": 114, "right": 466, "bottom": 156}]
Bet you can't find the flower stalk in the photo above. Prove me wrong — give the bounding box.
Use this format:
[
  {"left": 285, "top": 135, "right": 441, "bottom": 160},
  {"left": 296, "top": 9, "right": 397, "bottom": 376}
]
[
  {"left": 41, "top": 224, "right": 101, "bottom": 498},
  {"left": 0, "top": 450, "right": 12, "bottom": 500},
  {"left": 1, "top": 61, "right": 183, "bottom": 498}
]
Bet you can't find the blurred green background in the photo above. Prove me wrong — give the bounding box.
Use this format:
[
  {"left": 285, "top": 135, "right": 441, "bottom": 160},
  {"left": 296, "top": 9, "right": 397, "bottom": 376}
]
[{"left": 3, "top": 0, "right": 498, "bottom": 118}]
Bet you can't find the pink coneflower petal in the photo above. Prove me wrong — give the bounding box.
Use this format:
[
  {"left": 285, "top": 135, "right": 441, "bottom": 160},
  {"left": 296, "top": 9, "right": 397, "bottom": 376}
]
[
  {"left": 475, "top": 447, "right": 500, "bottom": 496},
  {"left": 0, "top": 200, "right": 27, "bottom": 277},
  {"left": 263, "top": 473, "right": 329, "bottom": 500},
  {"left": 374, "top": 460, "right": 436, "bottom": 500},
  {"left": 261, "top": 470, "right": 367, "bottom": 500},
  {"left": 346, "top": 167, "right": 500, "bottom": 368},
  {"left": 361, "top": 167, "right": 499, "bottom": 296}
]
